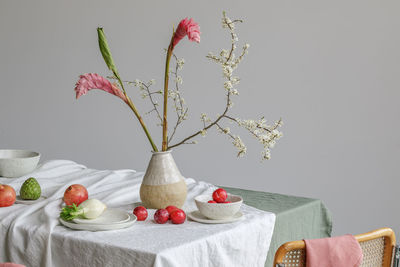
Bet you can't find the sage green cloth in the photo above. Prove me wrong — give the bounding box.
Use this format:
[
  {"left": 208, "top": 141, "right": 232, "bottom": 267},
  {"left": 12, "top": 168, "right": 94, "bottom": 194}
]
[{"left": 224, "top": 187, "right": 333, "bottom": 267}]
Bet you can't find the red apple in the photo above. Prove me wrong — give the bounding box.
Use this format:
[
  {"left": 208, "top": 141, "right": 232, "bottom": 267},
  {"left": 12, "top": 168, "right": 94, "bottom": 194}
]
[
  {"left": 154, "top": 209, "right": 169, "bottom": 224},
  {"left": 133, "top": 206, "right": 148, "bottom": 221},
  {"left": 63, "top": 184, "right": 88, "bottom": 206},
  {"left": 212, "top": 188, "right": 227, "bottom": 203},
  {"left": 208, "top": 200, "right": 217, "bottom": 203},
  {"left": 0, "top": 184, "right": 16, "bottom": 207},
  {"left": 170, "top": 209, "right": 186, "bottom": 224},
  {"left": 166, "top": 205, "right": 179, "bottom": 218}
]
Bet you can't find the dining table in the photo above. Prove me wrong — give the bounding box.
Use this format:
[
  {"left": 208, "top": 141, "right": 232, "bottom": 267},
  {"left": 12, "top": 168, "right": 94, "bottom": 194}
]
[{"left": 0, "top": 160, "right": 332, "bottom": 267}]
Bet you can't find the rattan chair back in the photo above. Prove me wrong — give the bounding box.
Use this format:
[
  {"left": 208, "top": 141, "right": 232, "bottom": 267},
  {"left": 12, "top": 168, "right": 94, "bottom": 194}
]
[{"left": 273, "top": 228, "right": 396, "bottom": 267}]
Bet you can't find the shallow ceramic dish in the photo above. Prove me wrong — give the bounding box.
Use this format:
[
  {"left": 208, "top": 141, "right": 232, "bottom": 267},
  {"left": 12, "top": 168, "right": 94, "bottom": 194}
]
[
  {"left": 0, "top": 150, "right": 40, "bottom": 178},
  {"left": 73, "top": 208, "right": 130, "bottom": 225},
  {"left": 188, "top": 210, "right": 244, "bottom": 224},
  {"left": 195, "top": 194, "right": 243, "bottom": 220},
  {"left": 60, "top": 213, "right": 137, "bottom": 231},
  {"left": 15, "top": 196, "right": 46, "bottom": 205}
]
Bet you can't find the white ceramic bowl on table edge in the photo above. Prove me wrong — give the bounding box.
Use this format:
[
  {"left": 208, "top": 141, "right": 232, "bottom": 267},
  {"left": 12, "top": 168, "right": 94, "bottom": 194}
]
[
  {"left": 0, "top": 150, "right": 40, "bottom": 178},
  {"left": 195, "top": 194, "right": 243, "bottom": 220}
]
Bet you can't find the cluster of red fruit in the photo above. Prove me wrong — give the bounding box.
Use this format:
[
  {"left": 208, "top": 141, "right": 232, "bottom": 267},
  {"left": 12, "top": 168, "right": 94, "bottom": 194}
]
[
  {"left": 133, "top": 205, "right": 186, "bottom": 224},
  {"left": 208, "top": 188, "right": 230, "bottom": 204}
]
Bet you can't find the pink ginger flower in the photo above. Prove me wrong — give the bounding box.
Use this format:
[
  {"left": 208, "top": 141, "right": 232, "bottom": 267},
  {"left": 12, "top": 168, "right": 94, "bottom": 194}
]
[
  {"left": 172, "top": 18, "right": 201, "bottom": 48},
  {"left": 74, "top": 73, "right": 128, "bottom": 104}
]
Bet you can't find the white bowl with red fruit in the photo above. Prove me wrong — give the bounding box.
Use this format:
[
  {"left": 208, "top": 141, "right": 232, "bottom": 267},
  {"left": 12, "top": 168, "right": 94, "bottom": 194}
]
[{"left": 195, "top": 188, "right": 243, "bottom": 220}]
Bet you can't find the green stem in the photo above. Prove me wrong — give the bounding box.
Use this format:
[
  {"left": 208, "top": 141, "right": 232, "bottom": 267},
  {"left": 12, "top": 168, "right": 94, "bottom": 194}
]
[
  {"left": 116, "top": 72, "right": 158, "bottom": 152},
  {"left": 126, "top": 96, "right": 158, "bottom": 152},
  {"left": 162, "top": 40, "right": 174, "bottom": 151},
  {"left": 60, "top": 204, "right": 84, "bottom": 221},
  {"left": 71, "top": 210, "right": 84, "bottom": 217}
]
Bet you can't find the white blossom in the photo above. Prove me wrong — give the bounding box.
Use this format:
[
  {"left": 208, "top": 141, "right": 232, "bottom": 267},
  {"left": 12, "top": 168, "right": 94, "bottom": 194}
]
[
  {"left": 168, "top": 90, "right": 178, "bottom": 99},
  {"left": 200, "top": 113, "right": 211, "bottom": 123},
  {"left": 207, "top": 52, "right": 223, "bottom": 64},
  {"left": 176, "top": 76, "right": 183, "bottom": 84},
  {"left": 222, "top": 65, "right": 233, "bottom": 78},
  {"left": 134, "top": 79, "right": 142, "bottom": 87},
  {"left": 262, "top": 149, "right": 271, "bottom": 160},
  {"left": 177, "top": 58, "right": 185, "bottom": 70},
  {"left": 231, "top": 76, "right": 240, "bottom": 85},
  {"left": 218, "top": 127, "right": 230, "bottom": 134},
  {"left": 222, "top": 16, "right": 233, "bottom": 29},
  {"left": 224, "top": 81, "right": 233, "bottom": 90},
  {"left": 235, "top": 118, "right": 283, "bottom": 160},
  {"left": 232, "top": 136, "right": 246, "bottom": 157},
  {"left": 232, "top": 33, "right": 238, "bottom": 42},
  {"left": 220, "top": 49, "right": 229, "bottom": 58}
]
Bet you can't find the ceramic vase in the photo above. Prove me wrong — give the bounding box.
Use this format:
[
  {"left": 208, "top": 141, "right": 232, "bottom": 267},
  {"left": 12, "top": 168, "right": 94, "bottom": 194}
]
[{"left": 140, "top": 151, "right": 187, "bottom": 209}]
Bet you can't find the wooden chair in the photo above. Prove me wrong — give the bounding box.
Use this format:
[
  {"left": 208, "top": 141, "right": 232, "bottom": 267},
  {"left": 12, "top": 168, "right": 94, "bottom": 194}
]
[{"left": 274, "top": 228, "right": 396, "bottom": 267}]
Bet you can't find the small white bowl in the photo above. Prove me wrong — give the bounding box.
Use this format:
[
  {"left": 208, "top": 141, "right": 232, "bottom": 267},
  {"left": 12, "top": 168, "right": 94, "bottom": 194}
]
[
  {"left": 0, "top": 150, "right": 40, "bottom": 178},
  {"left": 195, "top": 194, "right": 243, "bottom": 220}
]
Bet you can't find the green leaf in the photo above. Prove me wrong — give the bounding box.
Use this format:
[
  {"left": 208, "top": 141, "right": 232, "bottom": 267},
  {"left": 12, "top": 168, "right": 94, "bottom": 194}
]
[
  {"left": 97, "top": 28, "right": 119, "bottom": 78},
  {"left": 60, "top": 203, "right": 82, "bottom": 221}
]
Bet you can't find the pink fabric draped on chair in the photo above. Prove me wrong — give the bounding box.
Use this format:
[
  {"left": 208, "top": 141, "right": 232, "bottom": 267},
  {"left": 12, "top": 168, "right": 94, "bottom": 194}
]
[
  {"left": 0, "top": 263, "right": 26, "bottom": 267},
  {"left": 305, "top": 234, "right": 363, "bottom": 267}
]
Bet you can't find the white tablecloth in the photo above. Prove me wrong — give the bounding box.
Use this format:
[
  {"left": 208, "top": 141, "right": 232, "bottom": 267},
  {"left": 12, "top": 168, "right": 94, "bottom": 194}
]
[{"left": 0, "top": 160, "right": 276, "bottom": 267}]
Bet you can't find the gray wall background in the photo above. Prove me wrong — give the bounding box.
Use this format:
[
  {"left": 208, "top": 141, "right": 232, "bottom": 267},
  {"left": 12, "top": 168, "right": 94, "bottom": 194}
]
[{"left": 1, "top": 0, "right": 399, "bottom": 236}]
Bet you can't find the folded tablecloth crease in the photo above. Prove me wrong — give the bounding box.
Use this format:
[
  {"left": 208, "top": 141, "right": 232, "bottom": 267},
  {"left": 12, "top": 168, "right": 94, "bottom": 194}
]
[{"left": 0, "top": 160, "right": 276, "bottom": 267}]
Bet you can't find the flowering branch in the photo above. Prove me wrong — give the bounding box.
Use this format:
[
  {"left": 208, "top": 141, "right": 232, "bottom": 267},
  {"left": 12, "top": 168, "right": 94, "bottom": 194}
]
[
  {"left": 167, "top": 12, "right": 283, "bottom": 160},
  {"left": 168, "top": 54, "right": 188, "bottom": 145},
  {"left": 108, "top": 77, "right": 163, "bottom": 125},
  {"left": 135, "top": 79, "right": 163, "bottom": 124}
]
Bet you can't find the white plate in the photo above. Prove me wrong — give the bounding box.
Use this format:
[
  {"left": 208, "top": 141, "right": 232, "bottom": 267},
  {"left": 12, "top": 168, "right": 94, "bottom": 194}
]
[
  {"left": 188, "top": 210, "right": 244, "bottom": 224},
  {"left": 60, "top": 213, "right": 137, "bottom": 231},
  {"left": 73, "top": 208, "right": 130, "bottom": 225},
  {"left": 15, "top": 196, "right": 46, "bottom": 205}
]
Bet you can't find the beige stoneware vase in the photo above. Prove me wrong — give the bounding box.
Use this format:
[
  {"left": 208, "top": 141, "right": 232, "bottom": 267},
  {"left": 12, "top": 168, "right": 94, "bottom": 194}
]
[{"left": 140, "top": 151, "right": 187, "bottom": 209}]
